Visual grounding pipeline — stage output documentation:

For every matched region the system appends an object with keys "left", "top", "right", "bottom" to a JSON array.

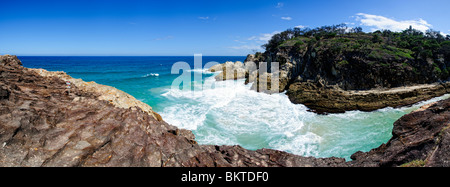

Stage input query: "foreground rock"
[
  {"left": 1, "top": 55, "right": 449, "bottom": 167},
  {"left": 28, "top": 68, "right": 161, "bottom": 121},
  {"left": 349, "top": 98, "right": 450, "bottom": 167}
]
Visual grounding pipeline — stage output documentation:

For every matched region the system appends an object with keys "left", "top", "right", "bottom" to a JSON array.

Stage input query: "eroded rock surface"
[
  {"left": 287, "top": 80, "right": 450, "bottom": 114},
  {"left": 349, "top": 98, "right": 450, "bottom": 167}
]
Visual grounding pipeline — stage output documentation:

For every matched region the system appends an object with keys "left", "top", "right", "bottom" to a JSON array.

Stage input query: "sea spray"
[
  {"left": 20, "top": 56, "right": 450, "bottom": 160},
  {"left": 161, "top": 69, "right": 450, "bottom": 160}
]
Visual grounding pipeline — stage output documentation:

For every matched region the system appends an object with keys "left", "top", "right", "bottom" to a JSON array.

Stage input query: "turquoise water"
[{"left": 20, "top": 56, "right": 449, "bottom": 160}]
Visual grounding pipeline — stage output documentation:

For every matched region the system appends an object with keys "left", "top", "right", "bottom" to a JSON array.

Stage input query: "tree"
[
  {"left": 440, "top": 41, "right": 450, "bottom": 59},
  {"left": 372, "top": 33, "right": 382, "bottom": 43},
  {"left": 352, "top": 27, "right": 363, "bottom": 33},
  {"left": 426, "top": 29, "right": 445, "bottom": 43}
]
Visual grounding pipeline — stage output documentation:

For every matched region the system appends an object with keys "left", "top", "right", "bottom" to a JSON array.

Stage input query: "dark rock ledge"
[{"left": 0, "top": 55, "right": 449, "bottom": 167}]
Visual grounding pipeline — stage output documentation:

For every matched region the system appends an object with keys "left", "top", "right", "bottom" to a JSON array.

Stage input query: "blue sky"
[{"left": 1, "top": 0, "right": 449, "bottom": 56}]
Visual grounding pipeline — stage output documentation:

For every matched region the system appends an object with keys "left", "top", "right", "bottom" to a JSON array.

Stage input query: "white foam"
[
  {"left": 159, "top": 103, "right": 208, "bottom": 130},
  {"left": 160, "top": 76, "right": 323, "bottom": 156},
  {"left": 270, "top": 131, "right": 322, "bottom": 157},
  {"left": 159, "top": 75, "right": 450, "bottom": 159},
  {"left": 143, "top": 73, "right": 159, "bottom": 77},
  {"left": 186, "top": 68, "right": 215, "bottom": 74}
]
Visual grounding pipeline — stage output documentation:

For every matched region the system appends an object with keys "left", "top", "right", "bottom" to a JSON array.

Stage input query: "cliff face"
[
  {"left": 244, "top": 33, "right": 450, "bottom": 113},
  {"left": 1, "top": 55, "right": 449, "bottom": 167}
]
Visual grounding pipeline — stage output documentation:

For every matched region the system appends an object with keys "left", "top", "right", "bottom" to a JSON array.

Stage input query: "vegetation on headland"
[
  {"left": 262, "top": 24, "right": 450, "bottom": 78},
  {"left": 241, "top": 24, "right": 450, "bottom": 112}
]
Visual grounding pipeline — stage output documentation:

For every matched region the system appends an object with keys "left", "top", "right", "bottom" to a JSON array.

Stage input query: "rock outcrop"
[
  {"left": 349, "top": 98, "right": 450, "bottom": 167},
  {"left": 242, "top": 32, "right": 450, "bottom": 113},
  {"left": 287, "top": 81, "right": 450, "bottom": 114},
  {"left": 28, "top": 68, "right": 161, "bottom": 121},
  {"left": 209, "top": 61, "right": 249, "bottom": 81},
  {"left": 209, "top": 60, "right": 287, "bottom": 94},
  {"left": 1, "top": 55, "right": 449, "bottom": 167}
]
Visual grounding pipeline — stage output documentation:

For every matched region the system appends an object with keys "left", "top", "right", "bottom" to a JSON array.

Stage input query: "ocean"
[{"left": 20, "top": 56, "right": 450, "bottom": 160}]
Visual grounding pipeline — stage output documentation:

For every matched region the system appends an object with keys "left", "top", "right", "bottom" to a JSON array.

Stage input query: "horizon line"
[{"left": 11, "top": 55, "right": 248, "bottom": 57}]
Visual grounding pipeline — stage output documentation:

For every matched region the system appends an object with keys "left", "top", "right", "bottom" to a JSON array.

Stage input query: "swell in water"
[
  {"left": 160, "top": 71, "right": 450, "bottom": 160},
  {"left": 19, "top": 56, "right": 448, "bottom": 160}
]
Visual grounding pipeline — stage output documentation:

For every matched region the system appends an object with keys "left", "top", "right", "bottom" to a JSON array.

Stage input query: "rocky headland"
[
  {"left": 212, "top": 26, "right": 450, "bottom": 114},
  {"left": 1, "top": 55, "right": 449, "bottom": 167},
  {"left": 208, "top": 58, "right": 450, "bottom": 114}
]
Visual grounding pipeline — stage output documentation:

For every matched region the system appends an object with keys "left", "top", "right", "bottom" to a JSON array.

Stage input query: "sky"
[{"left": 1, "top": 0, "right": 449, "bottom": 56}]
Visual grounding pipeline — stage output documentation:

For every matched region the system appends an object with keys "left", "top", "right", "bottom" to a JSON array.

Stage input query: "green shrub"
[
  {"left": 435, "top": 66, "right": 442, "bottom": 74},
  {"left": 351, "top": 43, "right": 361, "bottom": 50},
  {"left": 336, "top": 38, "right": 350, "bottom": 43},
  {"left": 337, "top": 60, "right": 349, "bottom": 66},
  {"left": 295, "top": 40, "right": 304, "bottom": 46},
  {"left": 368, "top": 50, "right": 383, "bottom": 60},
  {"left": 400, "top": 160, "right": 426, "bottom": 167}
]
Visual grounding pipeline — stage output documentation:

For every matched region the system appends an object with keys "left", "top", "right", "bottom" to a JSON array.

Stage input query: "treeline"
[
  {"left": 263, "top": 24, "right": 450, "bottom": 61},
  {"left": 377, "top": 26, "right": 450, "bottom": 60},
  {"left": 263, "top": 24, "right": 359, "bottom": 52}
]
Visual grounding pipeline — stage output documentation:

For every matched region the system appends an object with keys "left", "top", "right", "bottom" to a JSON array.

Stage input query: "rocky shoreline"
[
  {"left": 1, "top": 55, "right": 449, "bottom": 167},
  {"left": 220, "top": 28, "right": 450, "bottom": 114},
  {"left": 287, "top": 81, "right": 450, "bottom": 114},
  {"left": 208, "top": 60, "right": 450, "bottom": 114}
]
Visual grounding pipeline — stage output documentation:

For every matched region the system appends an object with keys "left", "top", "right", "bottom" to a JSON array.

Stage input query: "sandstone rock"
[
  {"left": 28, "top": 68, "right": 159, "bottom": 121},
  {"left": 233, "top": 61, "right": 244, "bottom": 69},
  {"left": 208, "top": 64, "right": 223, "bottom": 72},
  {"left": 244, "top": 53, "right": 265, "bottom": 64},
  {"left": 211, "top": 61, "right": 249, "bottom": 81},
  {"left": 0, "top": 55, "right": 22, "bottom": 67},
  {"left": 287, "top": 81, "right": 450, "bottom": 114},
  {"left": 244, "top": 61, "right": 258, "bottom": 72},
  {"left": 0, "top": 86, "right": 9, "bottom": 100},
  {"left": 349, "top": 98, "right": 450, "bottom": 167}
]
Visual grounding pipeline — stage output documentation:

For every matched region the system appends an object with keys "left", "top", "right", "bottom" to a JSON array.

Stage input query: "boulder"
[
  {"left": 208, "top": 64, "right": 223, "bottom": 72},
  {"left": 0, "top": 55, "right": 22, "bottom": 67},
  {"left": 212, "top": 61, "right": 249, "bottom": 81}
]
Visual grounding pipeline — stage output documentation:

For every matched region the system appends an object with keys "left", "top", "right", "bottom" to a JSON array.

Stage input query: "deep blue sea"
[
  {"left": 19, "top": 56, "right": 450, "bottom": 160},
  {"left": 20, "top": 56, "right": 244, "bottom": 112}
]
